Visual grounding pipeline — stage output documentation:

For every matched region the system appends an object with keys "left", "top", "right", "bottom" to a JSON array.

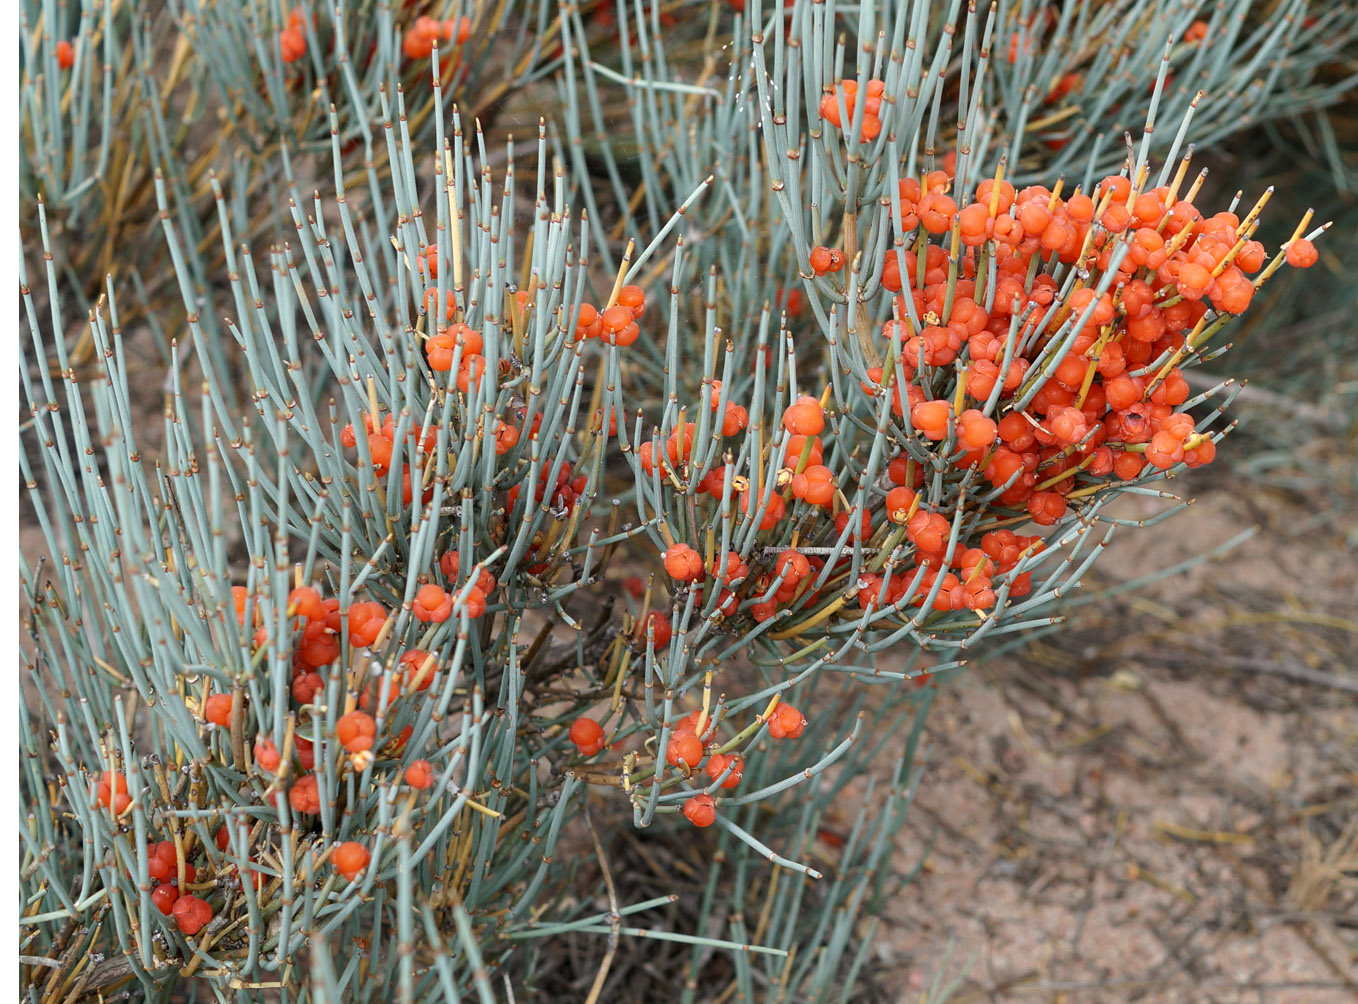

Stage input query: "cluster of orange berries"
[
  {"left": 403, "top": 14, "right": 472, "bottom": 61},
  {"left": 818, "top": 78, "right": 886, "bottom": 141},
  {"left": 230, "top": 584, "right": 388, "bottom": 705},
  {"left": 416, "top": 280, "right": 491, "bottom": 391},
  {"left": 859, "top": 165, "right": 1317, "bottom": 528},
  {"left": 573, "top": 284, "right": 647, "bottom": 346},
  {"left": 139, "top": 840, "right": 220, "bottom": 932},
  {"left": 96, "top": 799, "right": 379, "bottom": 936},
  {"left": 568, "top": 702, "right": 805, "bottom": 827},
  {"left": 857, "top": 528, "right": 1045, "bottom": 614},
  {"left": 214, "top": 571, "right": 487, "bottom": 837}
]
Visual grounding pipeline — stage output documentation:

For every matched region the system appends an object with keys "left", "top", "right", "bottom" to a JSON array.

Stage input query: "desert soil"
[{"left": 870, "top": 451, "right": 1358, "bottom": 1004}]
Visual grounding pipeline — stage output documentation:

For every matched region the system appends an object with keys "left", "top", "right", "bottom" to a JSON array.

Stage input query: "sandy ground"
[{"left": 870, "top": 457, "right": 1358, "bottom": 1003}]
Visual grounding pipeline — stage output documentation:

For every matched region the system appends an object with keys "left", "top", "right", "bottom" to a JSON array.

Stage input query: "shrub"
[{"left": 18, "top": 1, "right": 1334, "bottom": 1000}]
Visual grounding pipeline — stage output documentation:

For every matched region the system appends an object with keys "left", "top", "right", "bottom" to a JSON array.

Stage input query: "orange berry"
[
  {"left": 782, "top": 396, "right": 825, "bottom": 436},
  {"left": 704, "top": 753, "right": 743, "bottom": 789},
  {"left": 149, "top": 840, "right": 179, "bottom": 880},
  {"left": 710, "top": 550, "right": 748, "bottom": 585},
  {"left": 1145, "top": 431, "right": 1185, "bottom": 470},
  {"left": 1285, "top": 239, "right": 1318, "bottom": 268},
  {"left": 279, "top": 27, "right": 306, "bottom": 62},
  {"left": 600, "top": 304, "right": 634, "bottom": 333},
  {"left": 292, "top": 671, "right": 324, "bottom": 705},
  {"left": 683, "top": 792, "right": 717, "bottom": 827},
  {"left": 456, "top": 354, "right": 486, "bottom": 393},
  {"left": 346, "top": 601, "right": 388, "bottom": 647},
  {"left": 774, "top": 548, "right": 810, "bottom": 584},
  {"left": 740, "top": 488, "right": 787, "bottom": 529},
  {"left": 918, "top": 194, "right": 959, "bottom": 234},
  {"left": 674, "top": 710, "right": 719, "bottom": 742},
  {"left": 721, "top": 402, "right": 749, "bottom": 437},
  {"left": 956, "top": 409, "right": 998, "bottom": 450},
  {"left": 442, "top": 15, "right": 472, "bottom": 44},
  {"left": 333, "top": 841, "right": 371, "bottom": 880},
  {"left": 665, "top": 730, "right": 704, "bottom": 768},
  {"left": 449, "top": 322, "right": 483, "bottom": 356},
  {"left": 412, "top": 584, "right": 453, "bottom": 623},
  {"left": 56, "top": 40, "right": 74, "bottom": 69},
  {"left": 254, "top": 737, "right": 281, "bottom": 773},
  {"left": 906, "top": 510, "right": 950, "bottom": 554},
  {"left": 464, "top": 581, "right": 491, "bottom": 619},
  {"left": 204, "top": 693, "right": 235, "bottom": 728},
  {"left": 616, "top": 284, "right": 646, "bottom": 318},
  {"left": 783, "top": 434, "right": 824, "bottom": 467},
  {"left": 289, "top": 774, "right": 321, "bottom": 815},
  {"left": 1176, "top": 262, "right": 1212, "bottom": 298},
  {"left": 405, "top": 759, "right": 435, "bottom": 789},
  {"left": 423, "top": 332, "right": 457, "bottom": 372},
  {"left": 93, "top": 770, "right": 129, "bottom": 813},
  {"left": 809, "top": 246, "right": 843, "bottom": 274},
  {"left": 885, "top": 486, "right": 917, "bottom": 524},
  {"left": 834, "top": 506, "right": 874, "bottom": 542},
  {"left": 423, "top": 286, "right": 456, "bottom": 322},
  {"left": 399, "top": 649, "right": 438, "bottom": 692},
  {"left": 1026, "top": 491, "right": 1067, "bottom": 526},
  {"left": 910, "top": 399, "right": 951, "bottom": 440},
  {"left": 663, "top": 543, "right": 704, "bottom": 582},
  {"left": 767, "top": 702, "right": 806, "bottom": 739},
  {"left": 287, "top": 586, "right": 325, "bottom": 621},
  {"left": 337, "top": 711, "right": 376, "bottom": 753}
]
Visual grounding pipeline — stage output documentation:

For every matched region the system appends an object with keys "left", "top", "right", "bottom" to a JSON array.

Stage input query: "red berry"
[
  {"left": 569, "top": 717, "right": 607, "bottom": 756},
  {"left": 634, "top": 611, "right": 673, "bottom": 648},
  {"left": 152, "top": 883, "right": 179, "bottom": 916},
  {"left": 171, "top": 895, "right": 212, "bottom": 935},
  {"left": 147, "top": 840, "right": 178, "bottom": 881}
]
